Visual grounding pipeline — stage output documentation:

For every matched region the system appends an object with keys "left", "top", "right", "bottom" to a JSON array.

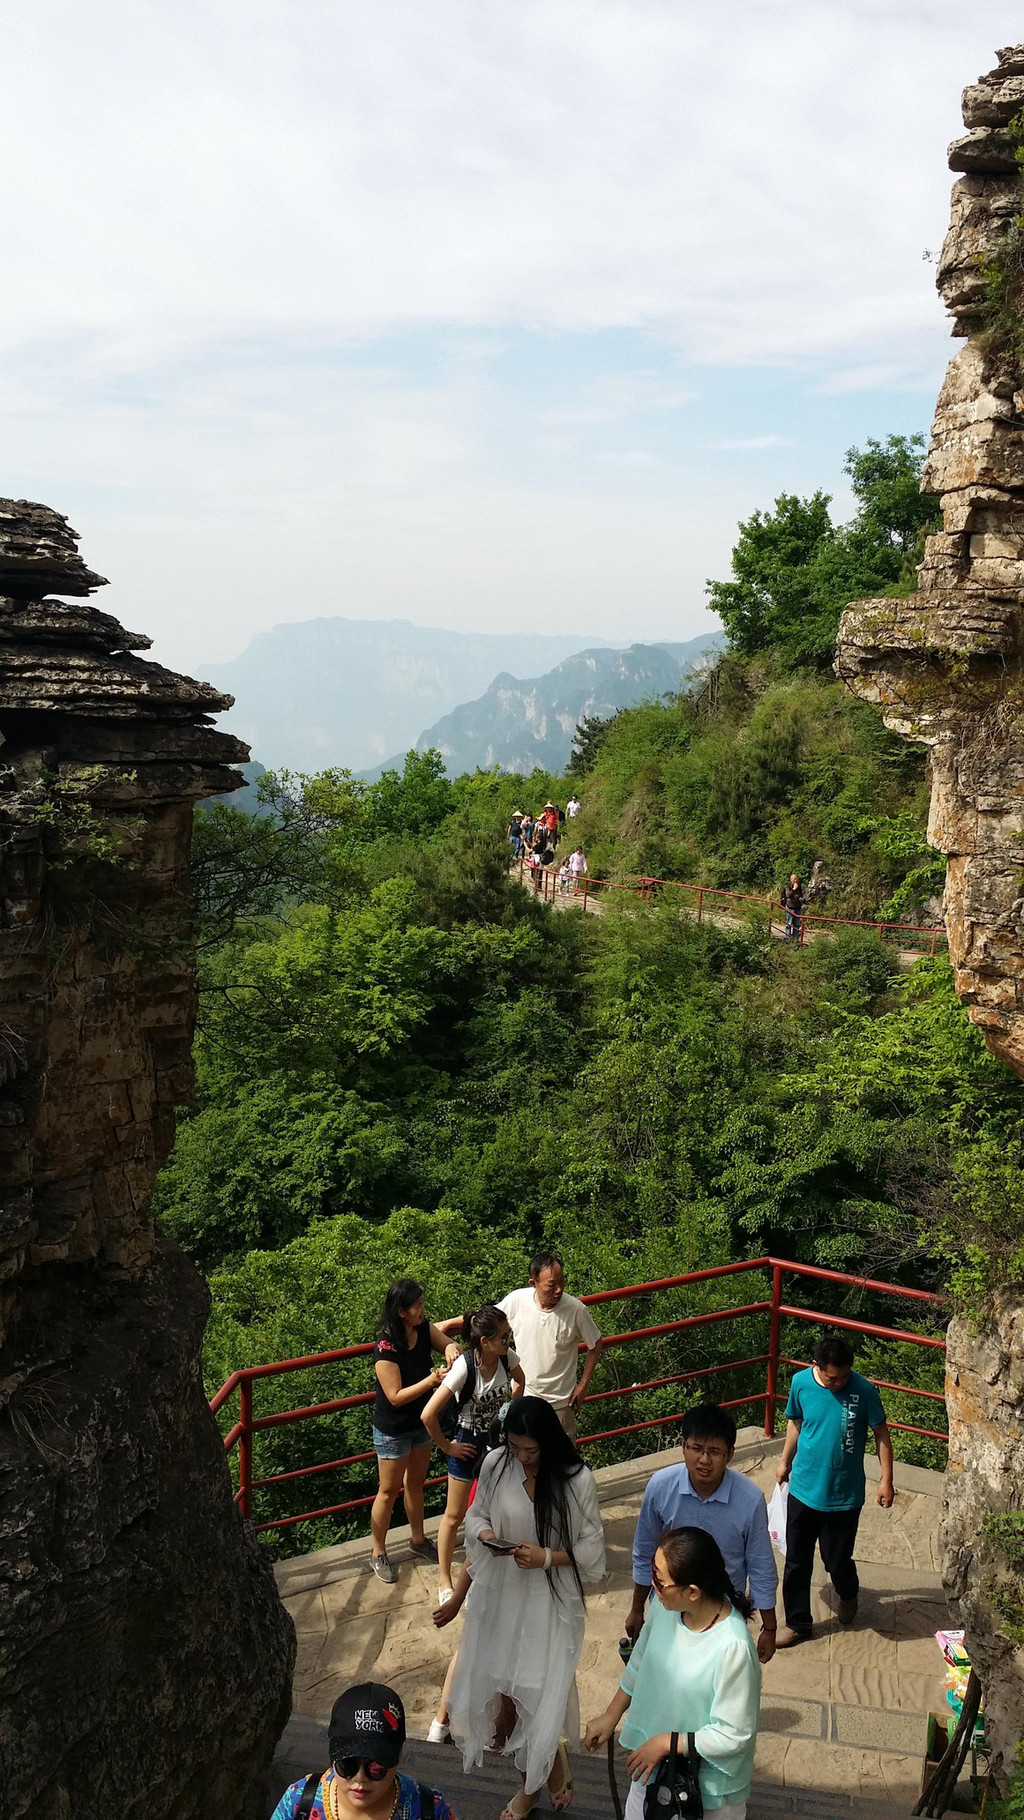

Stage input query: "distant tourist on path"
[
  {"left": 499, "top": 1254, "right": 602, "bottom": 1436},
  {"left": 446, "top": 1397, "right": 607, "bottom": 1818},
  {"left": 774, "top": 1334, "right": 894, "bottom": 1647},
  {"left": 507, "top": 812, "right": 525, "bottom": 860},
  {"left": 272, "top": 1681, "right": 460, "bottom": 1820},
  {"left": 370, "top": 1278, "right": 462, "bottom": 1584},
  {"left": 558, "top": 857, "right": 572, "bottom": 895},
  {"left": 781, "top": 873, "right": 804, "bottom": 941},
  {"left": 422, "top": 1304, "right": 525, "bottom": 1603},
  {"left": 568, "top": 847, "right": 588, "bottom": 894},
  {"left": 585, "top": 1527, "right": 761, "bottom": 1820},
  {"left": 566, "top": 793, "right": 581, "bottom": 818},
  {"left": 624, "top": 1405, "right": 778, "bottom": 1664}
]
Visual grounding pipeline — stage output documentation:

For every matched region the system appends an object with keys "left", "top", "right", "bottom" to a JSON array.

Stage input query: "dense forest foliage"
[{"left": 157, "top": 434, "right": 1024, "bottom": 1549}]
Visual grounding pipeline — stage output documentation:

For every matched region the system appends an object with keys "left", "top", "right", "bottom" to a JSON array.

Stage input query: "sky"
[{"left": 0, "top": 0, "right": 1021, "bottom": 675}]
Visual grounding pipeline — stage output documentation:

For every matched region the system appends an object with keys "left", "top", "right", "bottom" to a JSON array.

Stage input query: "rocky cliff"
[
  {"left": 835, "top": 47, "right": 1024, "bottom": 1779},
  {"left": 0, "top": 501, "right": 294, "bottom": 1819}
]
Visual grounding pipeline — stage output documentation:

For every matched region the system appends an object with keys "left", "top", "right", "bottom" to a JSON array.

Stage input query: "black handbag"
[{"left": 643, "top": 1732, "right": 703, "bottom": 1820}]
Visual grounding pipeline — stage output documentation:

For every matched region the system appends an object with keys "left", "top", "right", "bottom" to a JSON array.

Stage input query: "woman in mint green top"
[{"left": 584, "top": 1527, "right": 762, "bottom": 1818}]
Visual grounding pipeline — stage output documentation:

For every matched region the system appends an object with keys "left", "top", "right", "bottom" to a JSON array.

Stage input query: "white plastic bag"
[{"left": 767, "top": 1481, "right": 789, "bottom": 1556}]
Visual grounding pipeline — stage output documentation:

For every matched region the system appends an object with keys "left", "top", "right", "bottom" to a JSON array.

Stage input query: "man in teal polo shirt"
[{"left": 774, "top": 1333, "right": 894, "bottom": 1646}]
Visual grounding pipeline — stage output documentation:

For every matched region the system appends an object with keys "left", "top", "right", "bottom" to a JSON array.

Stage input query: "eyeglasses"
[
  {"left": 333, "top": 1759, "right": 391, "bottom": 1781},
  {"left": 682, "top": 1440, "right": 729, "bottom": 1462}
]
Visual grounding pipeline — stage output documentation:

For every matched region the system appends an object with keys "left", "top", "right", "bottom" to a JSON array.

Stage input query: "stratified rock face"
[
  {"left": 836, "top": 48, "right": 1024, "bottom": 1779},
  {"left": 0, "top": 502, "right": 294, "bottom": 1819},
  {"left": 943, "top": 1297, "right": 1024, "bottom": 1783},
  {"left": 836, "top": 46, "right": 1024, "bottom": 1078}
]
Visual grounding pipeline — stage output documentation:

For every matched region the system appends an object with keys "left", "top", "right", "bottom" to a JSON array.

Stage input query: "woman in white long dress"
[{"left": 447, "top": 1396, "right": 607, "bottom": 1819}]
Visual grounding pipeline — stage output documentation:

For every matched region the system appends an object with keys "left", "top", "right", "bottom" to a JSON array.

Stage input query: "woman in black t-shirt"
[{"left": 371, "top": 1276, "right": 461, "bottom": 1585}]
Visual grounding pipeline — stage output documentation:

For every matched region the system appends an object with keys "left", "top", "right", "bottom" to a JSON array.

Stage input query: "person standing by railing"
[
  {"left": 623, "top": 1405, "right": 778, "bottom": 1664},
  {"left": 369, "top": 1278, "right": 463, "bottom": 1585},
  {"left": 568, "top": 847, "right": 588, "bottom": 895},
  {"left": 498, "top": 1253, "right": 602, "bottom": 1437},
  {"left": 780, "top": 873, "right": 804, "bottom": 941},
  {"left": 421, "top": 1304, "right": 525, "bottom": 1605},
  {"left": 774, "top": 1334, "right": 894, "bottom": 1647}
]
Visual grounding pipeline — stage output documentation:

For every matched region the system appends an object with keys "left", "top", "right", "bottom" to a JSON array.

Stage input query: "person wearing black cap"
[{"left": 273, "top": 1682, "right": 459, "bottom": 1820}]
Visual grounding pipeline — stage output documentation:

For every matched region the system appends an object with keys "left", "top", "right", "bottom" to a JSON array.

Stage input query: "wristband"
[{"left": 544, "top": 1548, "right": 552, "bottom": 1571}]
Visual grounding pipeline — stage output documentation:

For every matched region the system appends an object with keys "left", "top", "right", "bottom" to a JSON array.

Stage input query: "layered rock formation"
[
  {"left": 0, "top": 502, "right": 294, "bottom": 1819},
  {"left": 837, "top": 44, "right": 1024, "bottom": 1076},
  {"left": 836, "top": 47, "right": 1024, "bottom": 1779}
]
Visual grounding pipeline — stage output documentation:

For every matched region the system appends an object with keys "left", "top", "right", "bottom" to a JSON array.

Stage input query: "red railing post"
[
  {"left": 798, "top": 915, "right": 805, "bottom": 949},
  {"left": 697, "top": 887, "right": 703, "bottom": 924},
  {"left": 930, "top": 929, "right": 937, "bottom": 957},
  {"left": 582, "top": 878, "right": 589, "bottom": 910},
  {"left": 238, "top": 1377, "right": 253, "bottom": 1520},
  {"left": 764, "top": 1264, "right": 782, "bottom": 1437}
]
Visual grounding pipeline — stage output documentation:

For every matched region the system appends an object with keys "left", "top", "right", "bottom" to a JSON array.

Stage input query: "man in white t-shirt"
[
  {"left": 498, "top": 1253, "right": 603, "bottom": 1436},
  {"left": 566, "top": 793, "right": 581, "bottom": 818}
]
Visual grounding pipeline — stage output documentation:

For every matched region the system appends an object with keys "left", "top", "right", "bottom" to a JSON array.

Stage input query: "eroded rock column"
[
  {"left": 836, "top": 47, "right": 1024, "bottom": 1781},
  {"left": 0, "top": 501, "right": 294, "bottom": 1820}
]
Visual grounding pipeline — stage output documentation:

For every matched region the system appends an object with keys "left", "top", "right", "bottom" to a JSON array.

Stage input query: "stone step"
[{"left": 270, "top": 1718, "right": 914, "bottom": 1820}]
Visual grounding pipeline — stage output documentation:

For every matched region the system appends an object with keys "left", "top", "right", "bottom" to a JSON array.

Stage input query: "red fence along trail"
[
  {"left": 211, "top": 1255, "right": 946, "bottom": 1534},
  {"left": 520, "top": 861, "right": 946, "bottom": 954}
]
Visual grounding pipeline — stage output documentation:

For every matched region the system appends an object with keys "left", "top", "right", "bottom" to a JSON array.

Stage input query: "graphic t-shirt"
[
  {"left": 786, "top": 1367, "right": 886, "bottom": 1511},
  {"left": 497, "top": 1288, "right": 600, "bottom": 1411},
  {"left": 372, "top": 1321, "right": 434, "bottom": 1437},
  {"left": 444, "top": 1349, "right": 519, "bottom": 1434}
]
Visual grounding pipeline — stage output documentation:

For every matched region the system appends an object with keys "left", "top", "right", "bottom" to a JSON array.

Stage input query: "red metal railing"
[
  {"left": 518, "top": 860, "right": 946, "bottom": 954},
  {"left": 210, "top": 1256, "right": 947, "bottom": 1535}
]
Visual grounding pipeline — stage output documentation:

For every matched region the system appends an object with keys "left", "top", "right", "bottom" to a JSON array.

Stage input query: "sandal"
[
  {"left": 547, "top": 1743, "right": 574, "bottom": 1812},
  {"left": 498, "top": 1791, "right": 536, "bottom": 1820}
]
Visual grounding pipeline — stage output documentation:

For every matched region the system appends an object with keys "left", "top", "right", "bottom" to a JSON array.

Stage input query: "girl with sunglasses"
[
  {"left": 272, "top": 1681, "right": 459, "bottom": 1820},
  {"left": 584, "top": 1527, "right": 761, "bottom": 1820},
  {"left": 446, "top": 1397, "right": 607, "bottom": 1820},
  {"left": 421, "top": 1303, "right": 526, "bottom": 1603}
]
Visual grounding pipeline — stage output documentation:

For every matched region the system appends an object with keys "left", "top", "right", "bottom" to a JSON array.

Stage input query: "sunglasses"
[
  {"left": 651, "top": 1562, "right": 676, "bottom": 1593},
  {"left": 333, "top": 1759, "right": 392, "bottom": 1782}
]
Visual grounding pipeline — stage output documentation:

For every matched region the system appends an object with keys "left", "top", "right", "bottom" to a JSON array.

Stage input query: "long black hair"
[
  {"left": 497, "top": 1397, "right": 587, "bottom": 1601},
  {"left": 656, "top": 1526, "right": 754, "bottom": 1621},
  {"left": 380, "top": 1277, "right": 425, "bottom": 1352}
]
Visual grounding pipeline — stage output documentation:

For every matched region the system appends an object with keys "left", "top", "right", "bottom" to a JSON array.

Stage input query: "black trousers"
[{"left": 782, "top": 1492, "right": 861, "bottom": 1632}]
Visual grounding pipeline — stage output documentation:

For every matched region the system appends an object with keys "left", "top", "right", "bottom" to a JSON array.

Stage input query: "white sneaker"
[
  {"left": 437, "top": 1586, "right": 454, "bottom": 1606},
  {"left": 427, "top": 1719, "right": 450, "bottom": 1744}
]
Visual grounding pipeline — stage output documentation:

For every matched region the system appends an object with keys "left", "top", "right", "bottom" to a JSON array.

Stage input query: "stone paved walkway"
[{"left": 272, "top": 1433, "right": 952, "bottom": 1812}]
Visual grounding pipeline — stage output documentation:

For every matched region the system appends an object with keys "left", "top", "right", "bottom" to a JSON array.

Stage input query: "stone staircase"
[
  {"left": 270, "top": 1714, "right": 915, "bottom": 1820},
  {"left": 269, "top": 1436, "right": 959, "bottom": 1819}
]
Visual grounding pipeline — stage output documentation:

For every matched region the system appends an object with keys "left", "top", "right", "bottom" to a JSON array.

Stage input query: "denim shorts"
[
  {"left": 373, "top": 1423, "right": 431, "bottom": 1460},
  {"left": 446, "top": 1426, "right": 490, "bottom": 1483}
]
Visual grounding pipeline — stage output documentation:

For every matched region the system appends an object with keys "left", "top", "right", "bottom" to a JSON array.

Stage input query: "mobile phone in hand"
[{"left": 482, "top": 1537, "right": 518, "bottom": 1554}]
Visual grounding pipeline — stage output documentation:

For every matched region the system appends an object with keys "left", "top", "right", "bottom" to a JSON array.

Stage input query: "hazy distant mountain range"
[
  {"left": 204, "top": 615, "right": 721, "bottom": 779},
  {"left": 204, "top": 617, "right": 620, "bottom": 775},
  {"left": 365, "top": 636, "right": 720, "bottom": 779}
]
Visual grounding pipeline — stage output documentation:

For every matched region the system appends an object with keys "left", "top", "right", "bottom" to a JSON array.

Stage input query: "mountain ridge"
[
  {"left": 203, "top": 615, "right": 627, "bottom": 773},
  {"left": 363, "top": 633, "right": 721, "bottom": 779}
]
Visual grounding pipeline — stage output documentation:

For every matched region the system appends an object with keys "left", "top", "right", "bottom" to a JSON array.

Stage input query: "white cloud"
[
  {"left": 709, "top": 436, "right": 796, "bottom": 452},
  {"left": 0, "top": 0, "right": 1017, "bottom": 667}
]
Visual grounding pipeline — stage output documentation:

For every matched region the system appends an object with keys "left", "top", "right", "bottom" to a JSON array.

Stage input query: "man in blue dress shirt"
[
  {"left": 625, "top": 1404, "right": 779, "bottom": 1663},
  {"left": 775, "top": 1333, "right": 894, "bottom": 1647}
]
